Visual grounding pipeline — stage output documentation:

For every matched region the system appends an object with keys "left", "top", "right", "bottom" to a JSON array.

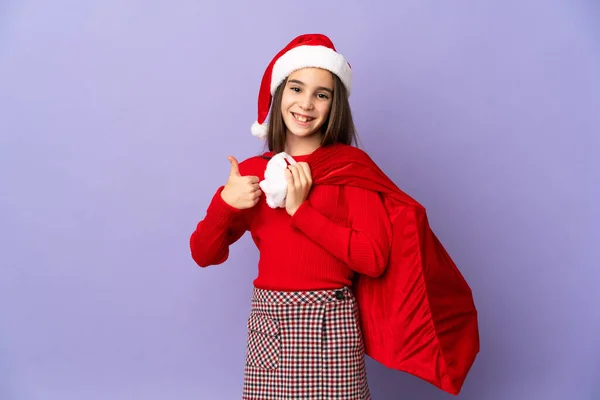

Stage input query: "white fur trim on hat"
[
  {"left": 251, "top": 121, "right": 268, "bottom": 139},
  {"left": 271, "top": 45, "right": 352, "bottom": 96}
]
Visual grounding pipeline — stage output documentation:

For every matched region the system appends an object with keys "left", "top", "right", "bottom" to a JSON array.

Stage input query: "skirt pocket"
[{"left": 245, "top": 313, "right": 280, "bottom": 370}]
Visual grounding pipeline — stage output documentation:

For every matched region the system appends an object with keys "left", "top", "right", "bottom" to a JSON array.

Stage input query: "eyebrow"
[{"left": 288, "top": 79, "right": 333, "bottom": 94}]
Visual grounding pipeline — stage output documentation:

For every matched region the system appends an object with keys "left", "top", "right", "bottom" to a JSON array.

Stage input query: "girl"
[{"left": 190, "top": 34, "right": 478, "bottom": 399}]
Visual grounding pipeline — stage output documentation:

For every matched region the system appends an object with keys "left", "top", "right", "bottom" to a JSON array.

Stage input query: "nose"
[{"left": 298, "top": 93, "right": 314, "bottom": 110}]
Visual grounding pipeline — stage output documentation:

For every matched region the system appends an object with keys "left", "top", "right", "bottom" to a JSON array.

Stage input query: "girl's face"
[{"left": 280, "top": 67, "right": 334, "bottom": 139}]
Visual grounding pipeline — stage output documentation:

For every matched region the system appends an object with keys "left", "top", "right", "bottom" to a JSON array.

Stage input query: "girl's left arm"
[{"left": 289, "top": 186, "right": 392, "bottom": 277}]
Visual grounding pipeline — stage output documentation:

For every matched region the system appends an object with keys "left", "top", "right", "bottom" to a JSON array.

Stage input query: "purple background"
[{"left": 1, "top": 1, "right": 599, "bottom": 399}]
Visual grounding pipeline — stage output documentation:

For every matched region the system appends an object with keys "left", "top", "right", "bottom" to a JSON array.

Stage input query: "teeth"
[{"left": 294, "top": 113, "right": 313, "bottom": 123}]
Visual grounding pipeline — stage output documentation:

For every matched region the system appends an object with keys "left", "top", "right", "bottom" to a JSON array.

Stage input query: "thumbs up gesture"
[{"left": 220, "top": 156, "right": 262, "bottom": 209}]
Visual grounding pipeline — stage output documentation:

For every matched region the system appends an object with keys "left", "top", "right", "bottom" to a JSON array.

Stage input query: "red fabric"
[
  {"left": 306, "top": 143, "right": 479, "bottom": 395},
  {"left": 190, "top": 154, "right": 392, "bottom": 291}
]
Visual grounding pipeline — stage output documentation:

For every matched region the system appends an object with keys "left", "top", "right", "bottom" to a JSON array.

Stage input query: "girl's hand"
[
  {"left": 221, "top": 156, "right": 262, "bottom": 209},
  {"left": 285, "top": 162, "right": 313, "bottom": 216}
]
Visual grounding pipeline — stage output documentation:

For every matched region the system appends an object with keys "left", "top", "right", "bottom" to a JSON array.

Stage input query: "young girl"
[{"left": 190, "top": 34, "right": 478, "bottom": 400}]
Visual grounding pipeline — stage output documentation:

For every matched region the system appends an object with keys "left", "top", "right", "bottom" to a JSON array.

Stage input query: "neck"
[{"left": 284, "top": 132, "right": 323, "bottom": 156}]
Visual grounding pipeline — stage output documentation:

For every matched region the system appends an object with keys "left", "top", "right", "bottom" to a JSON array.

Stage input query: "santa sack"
[
  {"left": 353, "top": 204, "right": 479, "bottom": 395},
  {"left": 259, "top": 144, "right": 480, "bottom": 395}
]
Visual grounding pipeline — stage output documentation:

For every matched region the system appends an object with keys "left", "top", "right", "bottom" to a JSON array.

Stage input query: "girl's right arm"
[
  {"left": 190, "top": 156, "right": 260, "bottom": 267},
  {"left": 189, "top": 186, "right": 249, "bottom": 267}
]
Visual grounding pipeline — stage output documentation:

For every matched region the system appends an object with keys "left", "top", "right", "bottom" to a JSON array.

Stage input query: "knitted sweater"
[{"left": 189, "top": 152, "right": 392, "bottom": 291}]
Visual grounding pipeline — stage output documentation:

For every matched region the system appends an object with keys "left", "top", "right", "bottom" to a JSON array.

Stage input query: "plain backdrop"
[{"left": 1, "top": 1, "right": 599, "bottom": 399}]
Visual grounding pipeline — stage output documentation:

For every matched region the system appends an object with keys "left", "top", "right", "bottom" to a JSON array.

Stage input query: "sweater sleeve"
[
  {"left": 289, "top": 186, "right": 392, "bottom": 277},
  {"left": 190, "top": 186, "right": 249, "bottom": 267}
]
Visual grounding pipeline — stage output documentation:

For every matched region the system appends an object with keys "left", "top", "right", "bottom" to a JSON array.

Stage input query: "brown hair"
[{"left": 265, "top": 73, "right": 359, "bottom": 154}]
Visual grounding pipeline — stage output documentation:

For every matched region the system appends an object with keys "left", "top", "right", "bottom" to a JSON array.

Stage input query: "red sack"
[{"left": 308, "top": 143, "right": 480, "bottom": 395}]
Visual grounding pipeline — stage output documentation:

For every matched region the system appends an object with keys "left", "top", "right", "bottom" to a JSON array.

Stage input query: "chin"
[{"left": 288, "top": 128, "right": 318, "bottom": 137}]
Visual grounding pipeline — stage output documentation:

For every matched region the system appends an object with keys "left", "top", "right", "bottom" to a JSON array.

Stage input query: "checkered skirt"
[{"left": 243, "top": 286, "right": 370, "bottom": 399}]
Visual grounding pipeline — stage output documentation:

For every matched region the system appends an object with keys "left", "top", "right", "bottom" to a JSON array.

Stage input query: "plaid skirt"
[{"left": 242, "top": 286, "right": 370, "bottom": 400}]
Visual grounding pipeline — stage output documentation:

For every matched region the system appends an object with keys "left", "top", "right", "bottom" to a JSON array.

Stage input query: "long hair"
[{"left": 265, "top": 73, "right": 358, "bottom": 154}]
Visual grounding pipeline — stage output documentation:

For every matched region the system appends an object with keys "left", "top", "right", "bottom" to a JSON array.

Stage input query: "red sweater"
[{"left": 189, "top": 152, "right": 392, "bottom": 291}]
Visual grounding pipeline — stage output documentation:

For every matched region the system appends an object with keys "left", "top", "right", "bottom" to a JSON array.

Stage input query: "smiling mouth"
[{"left": 292, "top": 113, "right": 315, "bottom": 123}]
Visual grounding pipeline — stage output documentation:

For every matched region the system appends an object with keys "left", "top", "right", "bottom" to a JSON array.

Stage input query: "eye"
[
  {"left": 317, "top": 93, "right": 329, "bottom": 100},
  {"left": 290, "top": 87, "right": 301, "bottom": 93}
]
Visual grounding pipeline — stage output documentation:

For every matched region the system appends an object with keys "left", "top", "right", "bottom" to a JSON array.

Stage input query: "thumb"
[{"left": 228, "top": 156, "right": 241, "bottom": 177}]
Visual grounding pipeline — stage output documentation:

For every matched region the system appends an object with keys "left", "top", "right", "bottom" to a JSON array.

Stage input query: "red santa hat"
[{"left": 251, "top": 33, "right": 353, "bottom": 139}]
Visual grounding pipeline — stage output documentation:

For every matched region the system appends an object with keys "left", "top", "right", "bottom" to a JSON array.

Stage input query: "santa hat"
[{"left": 251, "top": 33, "right": 353, "bottom": 139}]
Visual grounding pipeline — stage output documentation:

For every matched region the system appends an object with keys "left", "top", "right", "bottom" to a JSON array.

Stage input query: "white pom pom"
[
  {"left": 251, "top": 121, "right": 268, "bottom": 139},
  {"left": 259, "top": 152, "right": 296, "bottom": 208}
]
